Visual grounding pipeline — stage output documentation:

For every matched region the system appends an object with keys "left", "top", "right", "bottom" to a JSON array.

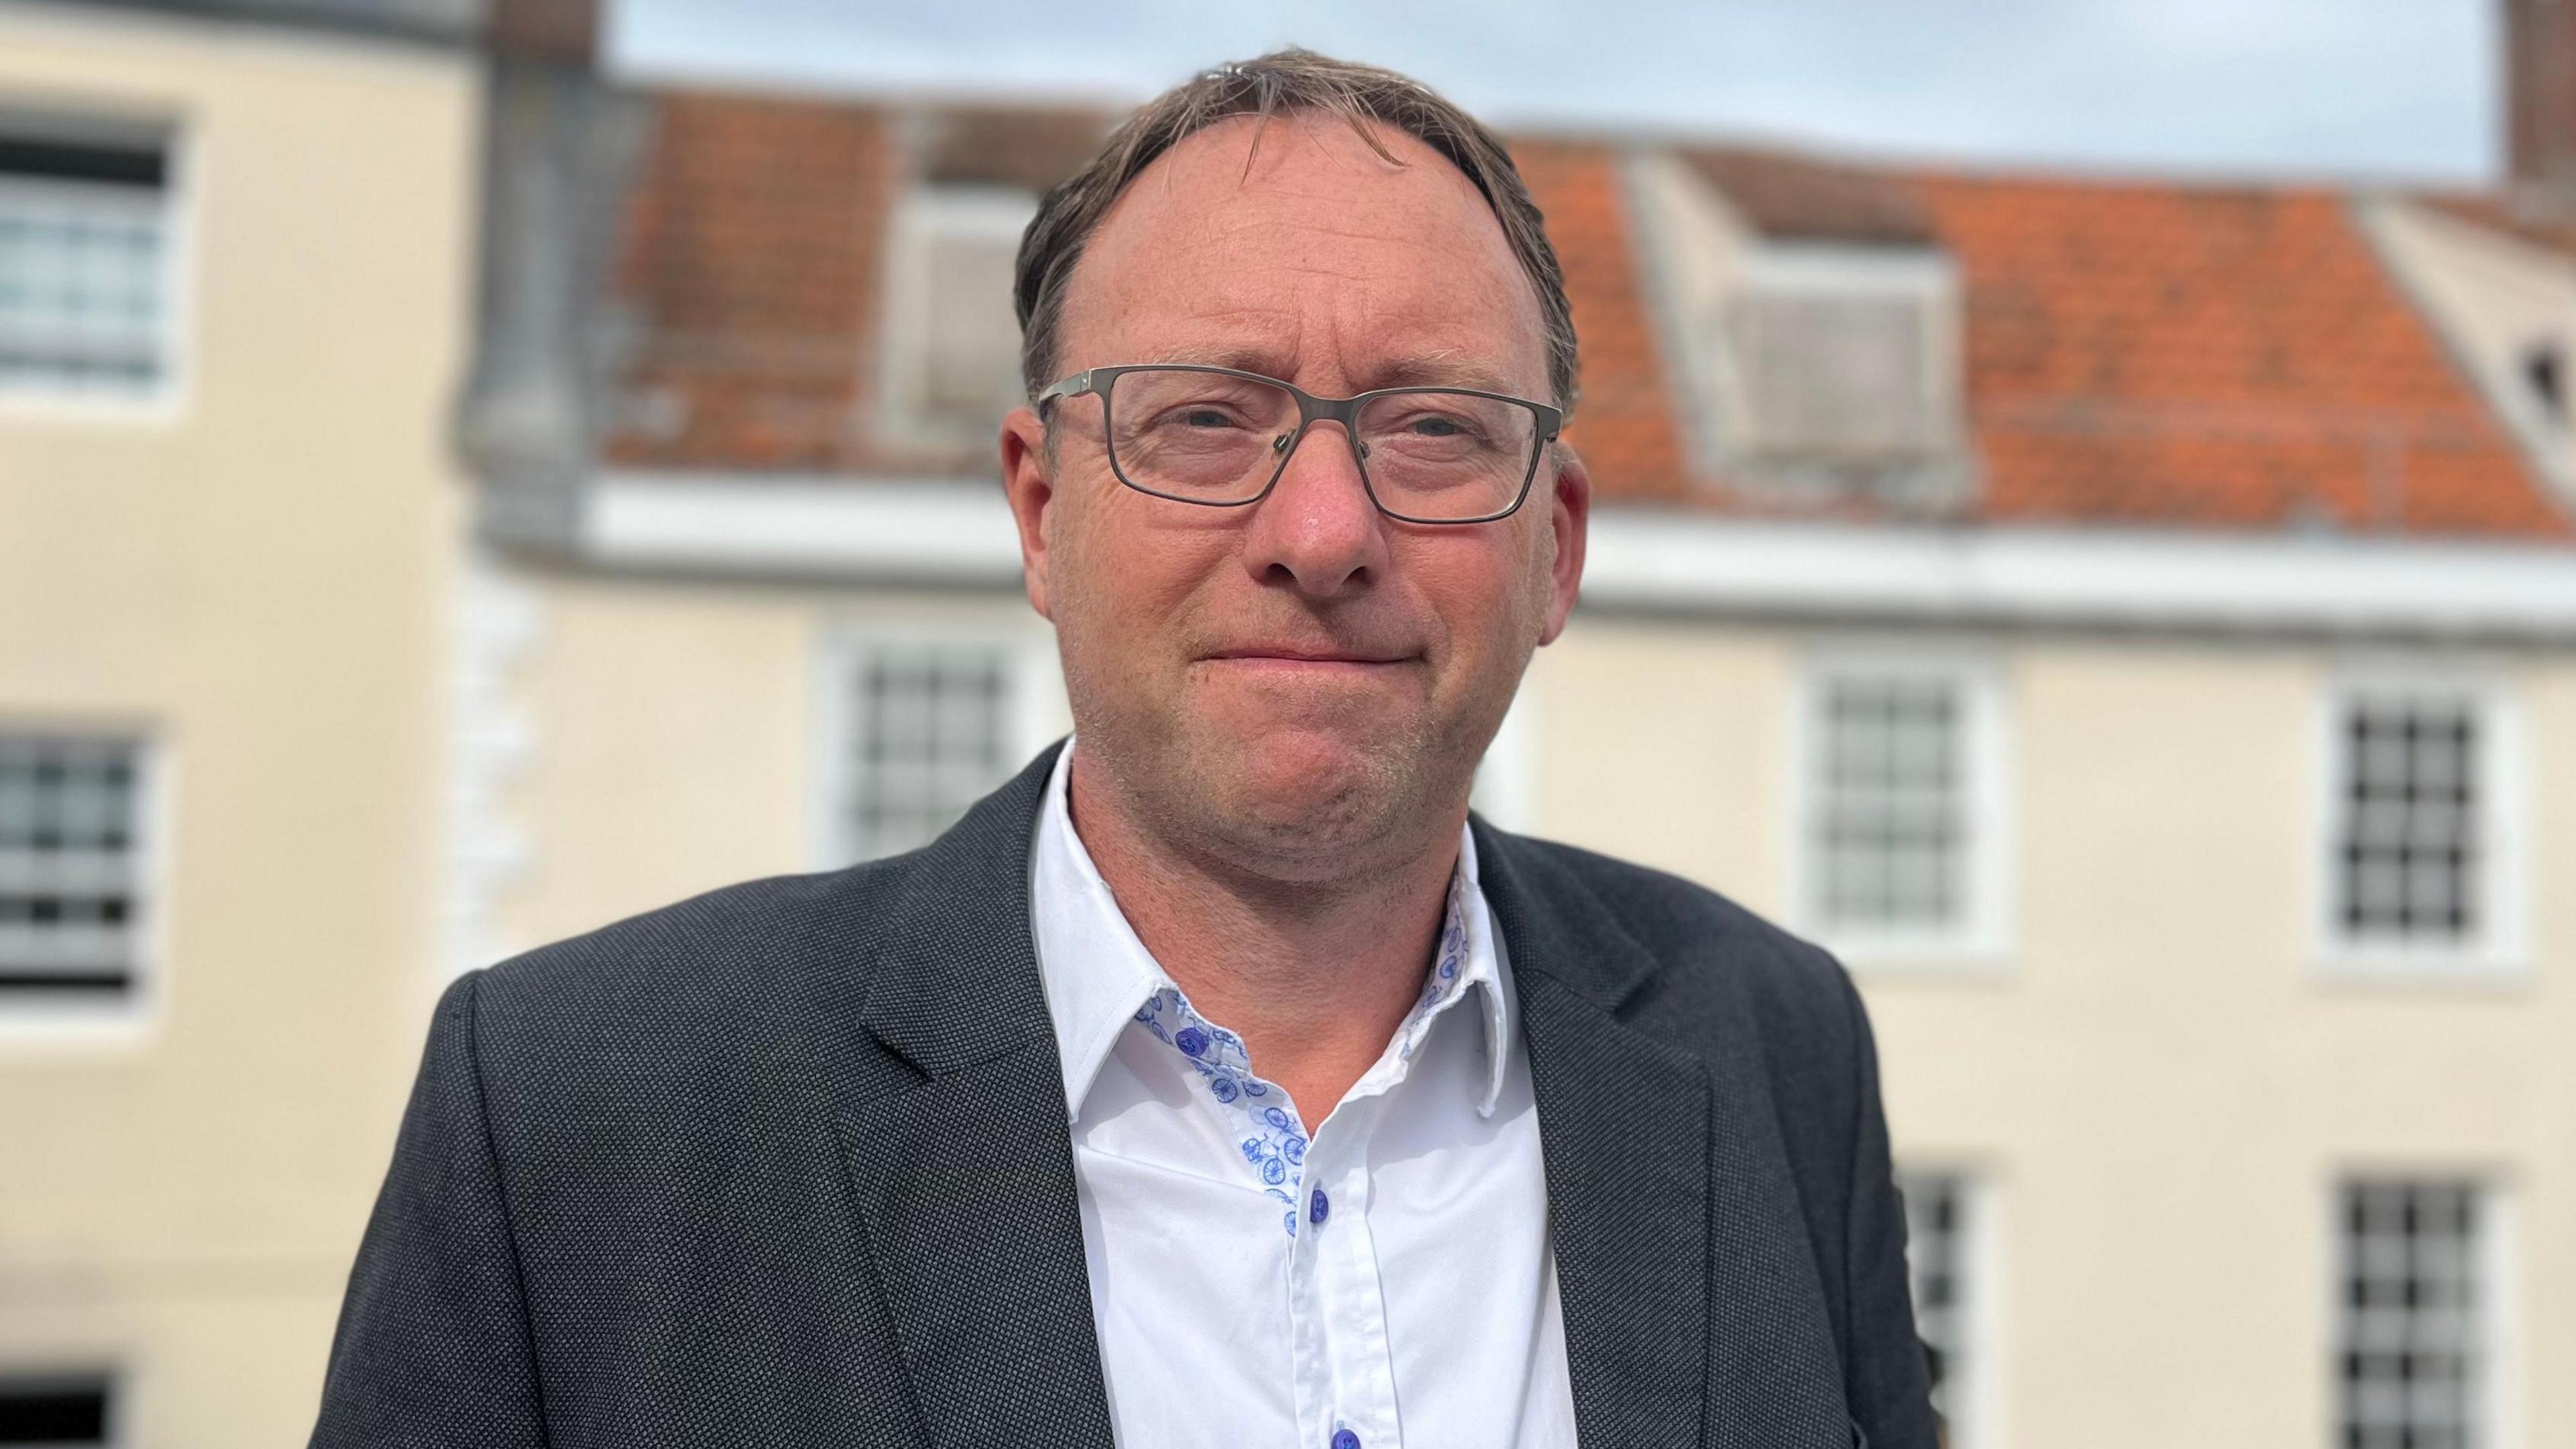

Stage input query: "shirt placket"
[
  {"left": 1289, "top": 1094, "right": 1399, "bottom": 1449},
  {"left": 1127, "top": 868, "right": 1479, "bottom": 1449}
]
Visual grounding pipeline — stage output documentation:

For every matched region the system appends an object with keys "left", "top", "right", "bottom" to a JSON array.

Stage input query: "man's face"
[{"left": 1001, "top": 112, "right": 1588, "bottom": 872}]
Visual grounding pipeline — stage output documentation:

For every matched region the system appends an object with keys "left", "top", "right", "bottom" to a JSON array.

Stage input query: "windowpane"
[
  {"left": 1733, "top": 288, "right": 1937, "bottom": 458},
  {"left": 0, "top": 1371, "right": 113, "bottom": 1446},
  {"left": 1899, "top": 1170, "right": 1974, "bottom": 1441},
  {"left": 0, "top": 119, "right": 172, "bottom": 398},
  {"left": 2337, "top": 1179, "right": 2485, "bottom": 1449},
  {"left": 0, "top": 733, "right": 148, "bottom": 1000},
  {"left": 896, "top": 185, "right": 1036, "bottom": 435},
  {"left": 836, "top": 643, "right": 1016, "bottom": 863},
  {"left": 1813, "top": 674, "right": 1968, "bottom": 934},
  {"left": 2335, "top": 697, "right": 2481, "bottom": 945}
]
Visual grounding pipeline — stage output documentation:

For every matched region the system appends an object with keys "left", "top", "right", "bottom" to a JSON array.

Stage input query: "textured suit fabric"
[{"left": 311, "top": 743, "right": 1937, "bottom": 1448}]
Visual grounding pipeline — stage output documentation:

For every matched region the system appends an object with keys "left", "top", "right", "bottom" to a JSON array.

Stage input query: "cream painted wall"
[
  {"left": 1523, "top": 622, "right": 2575, "bottom": 1449},
  {"left": 488, "top": 575, "right": 1067, "bottom": 955},
  {"left": 0, "top": 5, "right": 478, "bottom": 1440}
]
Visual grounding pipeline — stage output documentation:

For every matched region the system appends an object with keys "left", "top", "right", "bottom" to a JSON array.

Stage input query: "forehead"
[{"left": 1057, "top": 111, "right": 1549, "bottom": 395}]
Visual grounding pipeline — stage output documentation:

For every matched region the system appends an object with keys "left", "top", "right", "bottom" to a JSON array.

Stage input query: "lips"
[{"left": 1203, "top": 645, "right": 1415, "bottom": 665}]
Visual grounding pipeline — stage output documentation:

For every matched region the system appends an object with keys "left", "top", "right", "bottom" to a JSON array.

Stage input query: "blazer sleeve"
[
  {"left": 1838, "top": 975, "right": 1943, "bottom": 1449},
  {"left": 310, "top": 969, "right": 549, "bottom": 1448}
]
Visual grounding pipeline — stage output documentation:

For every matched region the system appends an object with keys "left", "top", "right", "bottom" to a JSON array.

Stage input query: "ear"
[
  {"left": 999, "top": 404, "right": 1056, "bottom": 620},
  {"left": 1536, "top": 441, "right": 1589, "bottom": 647}
]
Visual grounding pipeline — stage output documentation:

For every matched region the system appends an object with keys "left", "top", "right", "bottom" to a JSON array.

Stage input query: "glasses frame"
[{"left": 1036, "top": 363, "right": 1563, "bottom": 526}]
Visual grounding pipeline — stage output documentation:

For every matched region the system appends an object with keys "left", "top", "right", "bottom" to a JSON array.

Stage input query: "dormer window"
[
  {"left": 2522, "top": 336, "right": 2565, "bottom": 423},
  {"left": 1722, "top": 244, "right": 1961, "bottom": 466},
  {"left": 880, "top": 182, "right": 1037, "bottom": 446}
]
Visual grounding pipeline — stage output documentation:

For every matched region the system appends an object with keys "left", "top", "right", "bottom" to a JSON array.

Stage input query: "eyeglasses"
[{"left": 1036, "top": 364, "right": 1562, "bottom": 525}]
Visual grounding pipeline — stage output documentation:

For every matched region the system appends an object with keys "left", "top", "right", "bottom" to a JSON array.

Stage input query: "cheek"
[
  {"left": 1051, "top": 490, "right": 1234, "bottom": 664},
  {"left": 1407, "top": 529, "right": 1550, "bottom": 666}
]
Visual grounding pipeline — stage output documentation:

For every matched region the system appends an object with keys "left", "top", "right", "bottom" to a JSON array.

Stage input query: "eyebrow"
[{"left": 1134, "top": 346, "right": 1532, "bottom": 399}]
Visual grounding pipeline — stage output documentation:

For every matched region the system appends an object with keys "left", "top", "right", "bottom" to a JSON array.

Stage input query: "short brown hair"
[{"left": 1012, "top": 48, "right": 1579, "bottom": 413}]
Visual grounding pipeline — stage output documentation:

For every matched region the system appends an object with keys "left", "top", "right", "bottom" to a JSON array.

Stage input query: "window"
[
  {"left": 820, "top": 639, "right": 1022, "bottom": 864},
  {"left": 881, "top": 183, "right": 1038, "bottom": 443},
  {"left": 1802, "top": 657, "right": 2008, "bottom": 959},
  {"left": 1899, "top": 1169, "right": 1984, "bottom": 1448},
  {"left": 0, "top": 733, "right": 152, "bottom": 1006},
  {"left": 0, "top": 1371, "right": 114, "bottom": 1446},
  {"left": 0, "top": 113, "right": 176, "bottom": 400},
  {"left": 2322, "top": 680, "right": 2521, "bottom": 971},
  {"left": 2337, "top": 1179, "right": 2491, "bottom": 1449},
  {"left": 1723, "top": 246, "right": 1959, "bottom": 464},
  {"left": 2522, "top": 338, "right": 2564, "bottom": 423}
]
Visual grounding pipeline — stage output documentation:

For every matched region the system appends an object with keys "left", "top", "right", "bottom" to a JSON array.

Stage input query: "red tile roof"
[
  {"left": 590, "top": 87, "right": 2571, "bottom": 541},
  {"left": 1921, "top": 176, "right": 2563, "bottom": 535}
]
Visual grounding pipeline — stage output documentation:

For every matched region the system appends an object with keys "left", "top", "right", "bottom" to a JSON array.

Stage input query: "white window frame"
[
  {"left": 874, "top": 182, "right": 1039, "bottom": 451},
  {"left": 1789, "top": 644, "right": 2014, "bottom": 968},
  {"left": 2324, "top": 1172, "right": 2519, "bottom": 1449},
  {"left": 808, "top": 623, "right": 1064, "bottom": 869},
  {"left": 0, "top": 724, "right": 170, "bottom": 1046},
  {"left": 1716, "top": 242, "right": 1964, "bottom": 462},
  {"left": 2312, "top": 664, "right": 2528, "bottom": 980},
  {"left": 1896, "top": 1165, "right": 2006, "bottom": 1449},
  {"left": 0, "top": 107, "right": 190, "bottom": 423}
]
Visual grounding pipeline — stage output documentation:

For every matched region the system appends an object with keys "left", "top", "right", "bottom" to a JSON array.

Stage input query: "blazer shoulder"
[{"left": 458, "top": 853, "right": 926, "bottom": 1092}]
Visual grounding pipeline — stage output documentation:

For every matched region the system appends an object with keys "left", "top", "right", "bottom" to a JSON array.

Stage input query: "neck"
[{"left": 1066, "top": 747, "right": 1463, "bottom": 1127}]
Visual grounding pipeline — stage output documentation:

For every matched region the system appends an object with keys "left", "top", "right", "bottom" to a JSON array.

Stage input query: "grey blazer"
[{"left": 310, "top": 744, "right": 1937, "bottom": 1448}]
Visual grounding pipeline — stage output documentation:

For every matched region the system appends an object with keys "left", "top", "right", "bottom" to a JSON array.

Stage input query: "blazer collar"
[
  {"left": 853, "top": 741, "right": 1065, "bottom": 1080},
  {"left": 840, "top": 740, "right": 1119, "bottom": 1449},
  {"left": 1473, "top": 820, "right": 1854, "bottom": 1449}
]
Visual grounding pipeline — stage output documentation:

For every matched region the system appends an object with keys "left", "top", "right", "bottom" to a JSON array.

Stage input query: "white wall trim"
[
  {"left": 588, "top": 474, "right": 1026, "bottom": 584},
  {"left": 2485, "top": 1182, "right": 2525, "bottom": 1449},
  {"left": 580, "top": 472, "right": 2576, "bottom": 641},
  {"left": 1581, "top": 511, "right": 2576, "bottom": 641},
  {"left": 439, "top": 550, "right": 540, "bottom": 984}
]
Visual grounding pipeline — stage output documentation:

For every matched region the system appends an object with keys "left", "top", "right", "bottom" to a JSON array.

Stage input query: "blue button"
[
  {"left": 1331, "top": 1432, "right": 1360, "bottom": 1449},
  {"left": 1309, "top": 1187, "right": 1330, "bottom": 1226}
]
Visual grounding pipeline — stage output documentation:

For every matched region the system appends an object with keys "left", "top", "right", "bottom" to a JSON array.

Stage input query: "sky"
[{"left": 612, "top": 0, "right": 2502, "bottom": 186}]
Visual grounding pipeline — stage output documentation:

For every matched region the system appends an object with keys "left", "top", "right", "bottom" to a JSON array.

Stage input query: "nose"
[{"left": 1239, "top": 419, "right": 1389, "bottom": 600}]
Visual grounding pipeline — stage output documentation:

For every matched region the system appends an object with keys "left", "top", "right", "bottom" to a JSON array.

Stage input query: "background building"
[
  {"left": 3, "top": 0, "right": 2571, "bottom": 1444},
  {"left": 0, "top": 1, "right": 481, "bottom": 1443}
]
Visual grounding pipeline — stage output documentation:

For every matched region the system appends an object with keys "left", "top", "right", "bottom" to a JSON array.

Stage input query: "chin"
[{"left": 1202, "top": 724, "right": 1410, "bottom": 853}]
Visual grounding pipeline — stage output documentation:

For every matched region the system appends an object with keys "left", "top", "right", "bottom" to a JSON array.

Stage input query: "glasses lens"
[
  {"left": 1353, "top": 390, "right": 1542, "bottom": 521},
  {"left": 1105, "top": 369, "right": 1299, "bottom": 504}
]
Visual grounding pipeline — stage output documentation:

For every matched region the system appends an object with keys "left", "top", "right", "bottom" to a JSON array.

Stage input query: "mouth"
[{"left": 1203, "top": 645, "right": 1417, "bottom": 667}]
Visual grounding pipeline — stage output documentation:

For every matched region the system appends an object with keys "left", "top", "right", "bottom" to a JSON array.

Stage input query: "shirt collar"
[{"left": 1027, "top": 741, "right": 1515, "bottom": 1124}]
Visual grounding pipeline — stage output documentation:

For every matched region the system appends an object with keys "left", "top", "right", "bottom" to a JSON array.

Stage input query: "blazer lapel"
[
  {"left": 1479, "top": 823, "right": 1851, "bottom": 1449},
  {"left": 840, "top": 745, "right": 1117, "bottom": 1449}
]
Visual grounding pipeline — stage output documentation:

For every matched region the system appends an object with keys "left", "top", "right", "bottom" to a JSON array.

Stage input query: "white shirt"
[{"left": 1029, "top": 745, "right": 1579, "bottom": 1449}]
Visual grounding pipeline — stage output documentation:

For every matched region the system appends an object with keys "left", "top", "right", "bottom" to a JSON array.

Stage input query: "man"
[{"left": 311, "top": 50, "right": 1935, "bottom": 1449}]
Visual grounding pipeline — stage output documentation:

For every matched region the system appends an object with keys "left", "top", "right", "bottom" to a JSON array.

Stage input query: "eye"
[{"left": 1178, "top": 407, "right": 1237, "bottom": 429}]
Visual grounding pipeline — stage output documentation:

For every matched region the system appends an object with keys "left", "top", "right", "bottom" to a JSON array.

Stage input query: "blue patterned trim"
[{"left": 1128, "top": 867, "right": 1477, "bottom": 1238}]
